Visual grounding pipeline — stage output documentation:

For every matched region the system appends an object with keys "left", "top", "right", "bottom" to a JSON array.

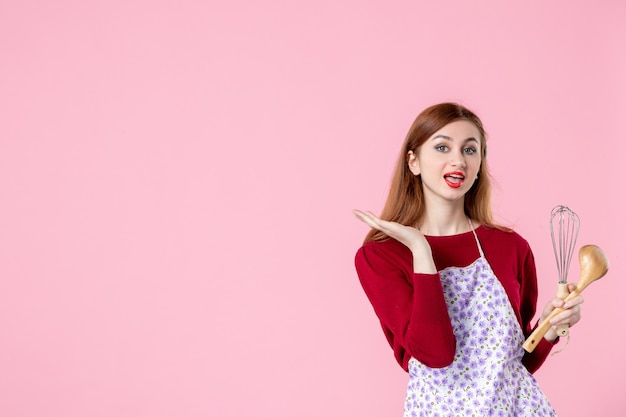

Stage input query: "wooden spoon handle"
[{"left": 522, "top": 307, "right": 564, "bottom": 352}]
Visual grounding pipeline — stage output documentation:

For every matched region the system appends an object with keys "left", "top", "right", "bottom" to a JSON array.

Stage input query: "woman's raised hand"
[
  {"left": 353, "top": 209, "right": 436, "bottom": 273},
  {"left": 352, "top": 210, "right": 423, "bottom": 250}
]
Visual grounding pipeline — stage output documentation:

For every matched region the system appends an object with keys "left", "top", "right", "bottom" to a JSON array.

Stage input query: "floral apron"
[{"left": 403, "top": 226, "right": 556, "bottom": 416}]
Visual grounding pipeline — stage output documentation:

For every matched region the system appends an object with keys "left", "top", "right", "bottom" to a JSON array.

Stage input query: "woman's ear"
[{"left": 407, "top": 150, "right": 420, "bottom": 176}]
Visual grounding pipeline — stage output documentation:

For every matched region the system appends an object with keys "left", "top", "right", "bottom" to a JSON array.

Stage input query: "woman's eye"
[
  {"left": 435, "top": 145, "right": 448, "bottom": 152},
  {"left": 464, "top": 147, "right": 477, "bottom": 155}
]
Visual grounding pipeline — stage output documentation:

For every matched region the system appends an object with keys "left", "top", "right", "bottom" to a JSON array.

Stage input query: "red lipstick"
[{"left": 444, "top": 171, "right": 465, "bottom": 188}]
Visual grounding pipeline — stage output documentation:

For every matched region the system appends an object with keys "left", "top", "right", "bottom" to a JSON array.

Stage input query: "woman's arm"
[
  {"left": 353, "top": 210, "right": 455, "bottom": 370},
  {"left": 355, "top": 244, "right": 456, "bottom": 370}
]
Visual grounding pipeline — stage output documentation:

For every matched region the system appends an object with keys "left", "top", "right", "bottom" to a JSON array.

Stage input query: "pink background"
[{"left": 1, "top": 1, "right": 624, "bottom": 416}]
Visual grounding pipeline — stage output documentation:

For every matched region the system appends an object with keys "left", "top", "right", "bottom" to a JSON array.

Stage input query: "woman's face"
[{"left": 408, "top": 120, "right": 482, "bottom": 205}]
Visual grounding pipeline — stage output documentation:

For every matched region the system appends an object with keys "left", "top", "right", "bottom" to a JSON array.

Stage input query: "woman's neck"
[{"left": 418, "top": 204, "right": 472, "bottom": 236}]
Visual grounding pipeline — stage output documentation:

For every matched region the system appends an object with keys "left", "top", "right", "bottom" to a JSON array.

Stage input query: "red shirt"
[{"left": 355, "top": 225, "right": 555, "bottom": 373}]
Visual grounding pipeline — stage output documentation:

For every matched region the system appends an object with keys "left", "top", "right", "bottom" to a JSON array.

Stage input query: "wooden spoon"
[{"left": 522, "top": 245, "right": 609, "bottom": 353}]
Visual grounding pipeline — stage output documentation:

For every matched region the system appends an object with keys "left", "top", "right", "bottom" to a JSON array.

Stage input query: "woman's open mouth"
[{"left": 444, "top": 171, "right": 465, "bottom": 188}]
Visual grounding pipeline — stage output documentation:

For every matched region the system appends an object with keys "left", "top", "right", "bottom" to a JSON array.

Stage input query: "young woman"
[{"left": 353, "top": 103, "right": 582, "bottom": 416}]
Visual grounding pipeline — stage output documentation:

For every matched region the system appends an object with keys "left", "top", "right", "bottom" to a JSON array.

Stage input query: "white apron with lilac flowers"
[{"left": 403, "top": 225, "right": 556, "bottom": 417}]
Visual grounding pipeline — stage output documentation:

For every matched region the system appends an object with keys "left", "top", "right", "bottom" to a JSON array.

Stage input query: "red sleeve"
[
  {"left": 355, "top": 241, "right": 455, "bottom": 371},
  {"left": 518, "top": 244, "right": 556, "bottom": 373}
]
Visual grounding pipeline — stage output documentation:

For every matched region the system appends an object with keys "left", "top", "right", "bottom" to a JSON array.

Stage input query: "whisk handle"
[{"left": 555, "top": 282, "right": 570, "bottom": 337}]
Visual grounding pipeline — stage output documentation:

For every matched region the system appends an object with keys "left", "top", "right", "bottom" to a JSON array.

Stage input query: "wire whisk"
[{"left": 550, "top": 205, "right": 580, "bottom": 285}]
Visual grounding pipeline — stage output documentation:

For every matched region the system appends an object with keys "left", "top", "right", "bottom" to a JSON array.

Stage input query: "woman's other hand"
[{"left": 540, "top": 283, "right": 583, "bottom": 342}]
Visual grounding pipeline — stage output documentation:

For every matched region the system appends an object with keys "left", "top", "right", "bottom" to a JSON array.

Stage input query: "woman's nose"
[{"left": 450, "top": 151, "right": 466, "bottom": 168}]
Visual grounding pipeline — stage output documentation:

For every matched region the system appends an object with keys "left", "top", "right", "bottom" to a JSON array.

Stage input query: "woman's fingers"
[
  {"left": 549, "top": 294, "right": 583, "bottom": 327},
  {"left": 352, "top": 209, "right": 372, "bottom": 225},
  {"left": 352, "top": 209, "right": 426, "bottom": 251},
  {"left": 549, "top": 310, "right": 582, "bottom": 328},
  {"left": 541, "top": 289, "right": 584, "bottom": 328},
  {"left": 353, "top": 209, "right": 384, "bottom": 230},
  {"left": 563, "top": 294, "right": 584, "bottom": 309},
  {"left": 353, "top": 209, "right": 396, "bottom": 232}
]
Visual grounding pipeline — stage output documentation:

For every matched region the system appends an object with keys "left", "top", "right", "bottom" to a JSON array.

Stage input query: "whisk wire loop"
[{"left": 550, "top": 205, "right": 580, "bottom": 284}]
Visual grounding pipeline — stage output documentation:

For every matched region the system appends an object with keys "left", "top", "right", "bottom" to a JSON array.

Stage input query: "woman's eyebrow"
[{"left": 432, "top": 135, "right": 479, "bottom": 143}]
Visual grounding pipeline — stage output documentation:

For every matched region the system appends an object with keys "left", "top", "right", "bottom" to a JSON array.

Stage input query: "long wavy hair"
[{"left": 365, "top": 102, "right": 503, "bottom": 243}]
